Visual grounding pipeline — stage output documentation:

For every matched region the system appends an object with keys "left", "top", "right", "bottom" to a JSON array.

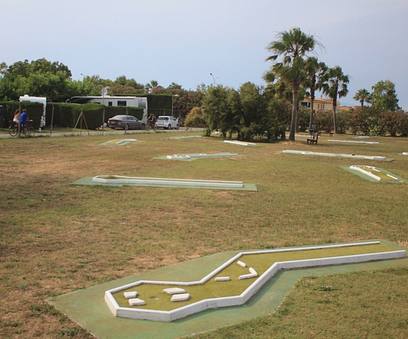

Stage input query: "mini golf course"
[
  {"left": 49, "top": 240, "right": 408, "bottom": 339},
  {"left": 223, "top": 140, "right": 258, "bottom": 147},
  {"left": 101, "top": 139, "right": 139, "bottom": 146},
  {"left": 282, "top": 150, "right": 393, "bottom": 161},
  {"left": 327, "top": 139, "right": 379, "bottom": 144},
  {"left": 165, "top": 152, "right": 239, "bottom": 160},
  {"left": 105, "top": 241, "right": 404, "bottom": 322},
  {"left": 347, "top": 165, "right": 405, "bottom": 182},
  {"left": 71, "top": 175, "right": 257, "bottom": 191},
  {"left": 169, "top": 136, "right": 202, "bottom": 139}
]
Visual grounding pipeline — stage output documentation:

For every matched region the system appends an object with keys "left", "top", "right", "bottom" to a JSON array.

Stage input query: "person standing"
[{"left": 20, "top": 109, "right": 28, "bottom": 135}]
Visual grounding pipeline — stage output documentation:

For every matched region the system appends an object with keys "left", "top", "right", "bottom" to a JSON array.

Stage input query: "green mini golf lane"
[
  {"left": 71, "top": 176, "right": 257, "bottom": 191},
  {"left": 341, "top": 166, "right": 406, "bottom": 183},
  {"left": 49, "top": 240, "right": 408, "bottom": 339},
  {"left": 112, "top": 243, "right": 394, "bottom": 311}
]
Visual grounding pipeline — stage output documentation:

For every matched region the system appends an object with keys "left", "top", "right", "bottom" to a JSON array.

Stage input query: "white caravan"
[{"left": 69, "top": 96, "right": 148, "bottom": 122}]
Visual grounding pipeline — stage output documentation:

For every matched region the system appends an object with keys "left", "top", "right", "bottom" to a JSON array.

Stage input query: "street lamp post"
[
  {"left": 210, "top": 73, "right": 219, "bottom": 86},
  {"left": 101, "top": 86, "right": 110, "bottom": 133}
]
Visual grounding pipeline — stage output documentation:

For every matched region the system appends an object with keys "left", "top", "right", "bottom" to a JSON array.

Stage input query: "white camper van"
[
  {"left": 19, "top": 95, "right": 47, "bottom": 128},
  {"left": 69, "top": 96, "right": 148, "bottom": 122}
]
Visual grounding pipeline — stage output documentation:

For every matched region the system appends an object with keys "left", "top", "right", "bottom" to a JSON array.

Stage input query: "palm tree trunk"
[
  {"left": 289, "top": 82, "right": 299, "bottom": 141},
  {"left": 309, "top": 97, "right": 315, "bottom": 130},
  {"left": 309, "top": 77, "right": 316, "bottom": 130},
  {"left": 332, "top": 99, "right": 338, "bottom": 134}
]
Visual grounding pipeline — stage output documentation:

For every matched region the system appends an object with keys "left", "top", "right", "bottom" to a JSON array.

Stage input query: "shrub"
[
  {"left": 297, "top": 106, "right": 310, "bottom": 132},
  {"left": 184, "top": 107, "right": 206, "bottom": 128},
  {"left": 314, "top": 110, "right": 333, "bottom": 133}
]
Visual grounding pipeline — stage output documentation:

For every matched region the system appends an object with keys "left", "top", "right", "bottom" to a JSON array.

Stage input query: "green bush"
[
  {"left": 314, "top": 110, "right": 333, "bottom": 133},
  {"left": 185, "top": 107, "right": 206, "bottom": 128}
]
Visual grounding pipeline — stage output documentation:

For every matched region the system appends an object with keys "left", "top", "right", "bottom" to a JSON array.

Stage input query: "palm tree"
[
  {"left": 304, "top": 57, "right": 327, "bottom": 130},
  {"left": 353, "top": 89, "right": 371, "bottom": 108},
  {"left": 263, "top": 71, "right": 292, "bottom": 101},
  {"left": 145, "top": 80, "right": 159, "bottom": 93},
  {"left": 319, "top": 66, "right": 349, "bottom": 134},
  {"left": 266, "top": 28, "right": 322, "bottom": 141}
]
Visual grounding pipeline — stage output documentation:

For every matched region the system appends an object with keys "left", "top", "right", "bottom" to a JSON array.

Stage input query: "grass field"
[{"left": 1, "top": 131, "right": 408, "bottom": 338}]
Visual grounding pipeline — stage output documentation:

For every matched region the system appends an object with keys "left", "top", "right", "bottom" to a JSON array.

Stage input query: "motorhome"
[
  {"left": 19, "top": 95, "right": 47, "bottom": 128},
  {"left": 69, "top": 96, "right": 148, "bottom": 122}
]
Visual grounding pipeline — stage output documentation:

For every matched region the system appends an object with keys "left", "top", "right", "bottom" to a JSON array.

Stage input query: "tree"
[
  {"left": 145, "top": 80, "right": 159, "bottom": 93},
  {"left": 185, "top": 107, "right": 206, "bottom": 128},
  {"left": 115, "top": 76, "right": 144, "bottom": 89},
  {"left": 353, "top": 89, "right": 371, "bottom": 108},
  {"left": 319, "top": 66, "right": 349, "bottom": 133},
  {"left": 167, "top": 82, "right": 182, "bottom": 90},
  {"left": 266, "top": 27, "right": 322, "bottom": 141},
  {"left": 0, "top": 59, "right": 73, "bottom": 101},
  {"left": 304, "top": 57, "right": 327, "bottom": 130},
  {"left": 202, "top": 85, "right": 230, "bottom": 136},
  {"left": 202, "top": 82, "right": 288, "bottom": 141},
  {"left": 371, "top": 80, "right": 400, "bottom": 112},
  {"left": 263, "top": 71, "right": 293, "bottom": 102}
]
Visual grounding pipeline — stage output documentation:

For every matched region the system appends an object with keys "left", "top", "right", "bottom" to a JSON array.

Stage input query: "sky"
[{"left": 2, "top": 0, "right": 408, "bottom": 109}]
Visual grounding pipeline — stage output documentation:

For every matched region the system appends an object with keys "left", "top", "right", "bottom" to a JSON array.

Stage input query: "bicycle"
[
  {"left": 145, "top": 120, "right": 157, "bottom": 131},
  {"left": 9, "top": 120, "right": 35, "bottom": 137}
]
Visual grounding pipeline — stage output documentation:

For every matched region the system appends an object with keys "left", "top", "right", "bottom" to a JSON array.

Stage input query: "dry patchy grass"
[{"left": 0, "top": 132, "right": 408, "bottom": 338}]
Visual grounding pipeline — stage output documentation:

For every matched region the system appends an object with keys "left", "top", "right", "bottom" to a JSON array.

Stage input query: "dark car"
[{"left": 107, "top": 115, "right": 145, "bottom": 130}]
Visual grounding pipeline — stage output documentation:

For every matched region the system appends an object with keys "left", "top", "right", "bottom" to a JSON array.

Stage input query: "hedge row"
[
  {"left": 45, "top": 103, "right": 144, "bottom": 130},
  {"left": 0, "top": 101, "right": 144, "bottom": 130}
]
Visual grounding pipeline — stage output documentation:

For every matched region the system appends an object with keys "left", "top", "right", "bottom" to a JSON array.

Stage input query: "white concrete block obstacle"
[
  {"left": 124, "top": 287, "right": 192, "bottom": 306},
  {"left": 166, "top": 152, "right": 238, "bottom": 160},
  {"left": 239, "top": 266, "right": 258, "bottom": 280},
  {"left": 92, "top": 175, "right": 245, "bottom": 189},
  {"left": 349, "top": 165, "right": 402, "bottom": 182},
  {"left": 104, "top": 241, "right": 405, "bottom": 322},
  {"left": 283, "top": 150, "right": 387, "bottom": 160}
]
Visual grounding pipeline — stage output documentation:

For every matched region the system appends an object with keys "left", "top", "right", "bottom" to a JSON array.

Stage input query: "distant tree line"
[
  {"left": 0, "top": 58, "right": 206, "bottom": 123},
  {"left": 1, "top": 37, "right": 405, "bottom": 138}
]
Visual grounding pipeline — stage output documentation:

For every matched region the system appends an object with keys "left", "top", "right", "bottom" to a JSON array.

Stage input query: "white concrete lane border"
[
  {"left": 166, "top": 152, "right": 238, "bottom": 160},
  {"left": 224, "top": 140, "right": 257, "bottom": 147},
  {"left": 92, "top": 175, "right": 244, "bottom": 188},
  {"left": 282, "top": 150, "right": 386, "bottom": 160}
]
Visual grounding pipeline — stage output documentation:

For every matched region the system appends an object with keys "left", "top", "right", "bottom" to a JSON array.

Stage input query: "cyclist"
[
  {"left": 20, "top": 109, "right": 28, "bottom": 135},
  {"left": 147, "top": 113, "right": 156, "bottom": 129},
  {"left": 13, "top": 109, "right": 21, "bottom": 131}
]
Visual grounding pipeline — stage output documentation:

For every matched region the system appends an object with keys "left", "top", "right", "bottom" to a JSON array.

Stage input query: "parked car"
[
  {"left": 107, "top": 115, "right": 145, "bottom": 130},
  {"left": 155, "top": 116, "right": 179, "bottom": 129}
]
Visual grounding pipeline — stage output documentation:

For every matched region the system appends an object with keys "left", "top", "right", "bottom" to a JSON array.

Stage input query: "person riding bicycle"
[
  {"left": 20, "top": 109, "right": 28, "bottom": 135},
  {"left": 13, "top": 109, "right": 21, "bottom": 129},
  {"left": 147, "top": 113, "right": 156, "bottom": 127}
]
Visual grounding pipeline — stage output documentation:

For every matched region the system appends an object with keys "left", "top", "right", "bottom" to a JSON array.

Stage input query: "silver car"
[
  {"left": 155, "top": 116, "right": 179, "bottom": 129},
  {"left": 107, "top": 115, "right": 145, "bottom": 130}
]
